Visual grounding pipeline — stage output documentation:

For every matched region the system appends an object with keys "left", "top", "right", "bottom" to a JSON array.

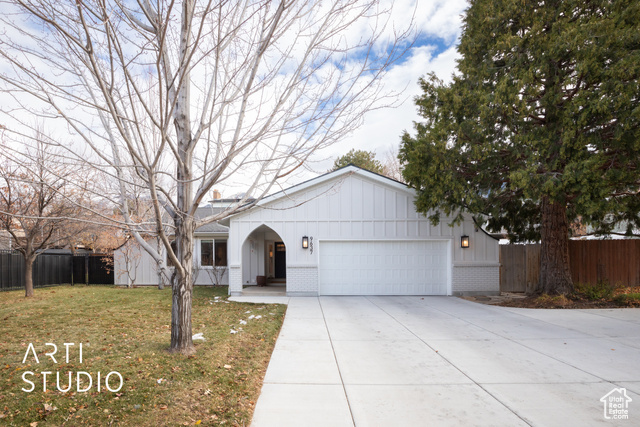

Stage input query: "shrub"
[
  {"left": 614, "top": 293, "right": 640, "bottom": 305},
  {"left": 574, "top": 280, "right": 615, "bottom": 300}
]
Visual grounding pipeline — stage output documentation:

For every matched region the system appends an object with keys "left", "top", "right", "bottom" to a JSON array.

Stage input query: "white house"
[
  {"left": 114, "top": 205, "right": 230, "bottom": 287},
  {"left": 115, "top": 165, "right": 500, "bottom": 295},
  {"left": 222, "top": 165, "right": 499, "bottom": 296}
]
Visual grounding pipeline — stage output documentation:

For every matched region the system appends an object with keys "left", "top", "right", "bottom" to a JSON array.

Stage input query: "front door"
[{"left": 274, "top": 241, "right": 286, "bottom": 279}]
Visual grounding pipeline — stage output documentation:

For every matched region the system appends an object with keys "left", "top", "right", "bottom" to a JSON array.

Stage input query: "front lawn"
[{"left": 0, "top": 286, "right": 286, "bottom": 426}]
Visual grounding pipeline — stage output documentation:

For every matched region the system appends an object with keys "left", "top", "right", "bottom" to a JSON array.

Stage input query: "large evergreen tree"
[{"left": 400, "top": 0, "right": 640, "bottom": 294}]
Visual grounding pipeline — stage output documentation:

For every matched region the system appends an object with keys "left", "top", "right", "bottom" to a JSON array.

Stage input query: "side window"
[
  {"left": 201, "top": 240, "right": 214, "bottom": 266},
  {"left": 215, "top": 240, "right": 227, "bottom": 267}
]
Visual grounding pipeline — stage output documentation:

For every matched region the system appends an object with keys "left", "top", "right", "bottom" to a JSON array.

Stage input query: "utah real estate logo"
[{"left": 600, "top": 388, "right": 632, "bottom": 420}]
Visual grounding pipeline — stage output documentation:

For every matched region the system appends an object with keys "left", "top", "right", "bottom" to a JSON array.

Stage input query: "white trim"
[
  {"left": 447, "top": 239, "right": 453, "bottom": 296},
  {"left": 317, "top": 237, "right": 454, "bottom": 242},
  {"left": 194, "top": 232, "right": 228, "bottom": 236},
  {"left": 258, "top": 166, "right": 414, "bottom": 206},
  {"left": 195, "top": 237, "right": 228, "bottom": 269},
  {"left": 452, "top": 262, "right": 501, "bottom": 267}
]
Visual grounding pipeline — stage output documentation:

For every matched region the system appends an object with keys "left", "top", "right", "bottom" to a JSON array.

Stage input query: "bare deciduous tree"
[
  {"left": 382, "top": 145, "right": 405, "bottom": 183},
  {"left": 0, "top": 0, "right": 413, "bottom": 354},
  {"left": 118, "top": 237, "right": 142, "bottom": 289},
  {"left": 0, "top": 137, "right": 89, "bottom": 297}
]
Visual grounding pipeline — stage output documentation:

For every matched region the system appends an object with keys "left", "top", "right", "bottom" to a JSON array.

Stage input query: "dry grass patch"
[
  {"left": 0, "top": 286, "right": 286, "bottom": 426},
  {"left": 497, "top": 284, "right": 640, "bottom": 309}
]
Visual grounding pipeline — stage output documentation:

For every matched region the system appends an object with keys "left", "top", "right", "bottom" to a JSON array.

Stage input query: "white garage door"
[{"left": 318, "top": 240, "right": 449, "bottom": 295}]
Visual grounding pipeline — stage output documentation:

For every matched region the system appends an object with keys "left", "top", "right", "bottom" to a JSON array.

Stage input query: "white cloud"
[
  {"left": 306, "top": 44, "right": 461, "bottom": 176},
  {"left": 295, "top": 0, "right": 468, "bottom": 178}
]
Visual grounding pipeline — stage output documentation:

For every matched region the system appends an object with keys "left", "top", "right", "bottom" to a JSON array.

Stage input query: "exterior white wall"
[
  {"left": 114, "top": 235, "right": 230, "bottom": 287},
  {"left": 241, "top": 235, "right": 266, "bottom": 285},
  {"left": 228, "top": 170, "right": 500, "bottom": 296},
  {"left": 114, "top": 240, "right": 164, "bottom": 287}
]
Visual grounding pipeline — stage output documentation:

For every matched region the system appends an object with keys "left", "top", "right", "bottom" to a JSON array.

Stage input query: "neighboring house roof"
[
  {"left": 194, "top": 206, "right": 229, "bottom": 234},
  {"left": 582, "top": 221, "right": 639, "bottom": 239}
]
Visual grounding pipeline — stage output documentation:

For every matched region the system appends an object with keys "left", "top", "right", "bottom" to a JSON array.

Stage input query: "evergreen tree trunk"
[
  {"left": 24, "top": 254, "right": 35, "bottom": 298},
  {"left": 539, "top": 196, "right": 573, "bottom": 295}
]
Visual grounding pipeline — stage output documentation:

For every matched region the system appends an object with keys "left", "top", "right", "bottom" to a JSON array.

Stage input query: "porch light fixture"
[
  {"left": 302, "top": 236, "right": 309, "bottom": 249},
  {"left": 461, "top": 235, "right": 470, "bottom": 249}
]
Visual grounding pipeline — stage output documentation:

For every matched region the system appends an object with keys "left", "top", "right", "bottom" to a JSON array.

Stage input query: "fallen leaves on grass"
[{"left": 43, "top": 403, "right": 57, "bottom": 412}]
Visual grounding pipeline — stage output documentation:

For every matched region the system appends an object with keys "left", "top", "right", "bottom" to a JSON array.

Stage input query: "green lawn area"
[{"left": 0, "top": 286, "right": 286, "bottom": 426}]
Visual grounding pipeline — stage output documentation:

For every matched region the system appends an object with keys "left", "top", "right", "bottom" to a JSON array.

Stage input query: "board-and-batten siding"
[
  {"left": 114, "top": 238, "right": 229, "bottom": 287},
  {"left": 232, "top": 175, "right": 498, "bottom": 262},
  {"left": 228, "top": 171, "right": 500, "bottom": 295},
  {"left": 114, "top": 242, "right": 163, "bottom": 287}
]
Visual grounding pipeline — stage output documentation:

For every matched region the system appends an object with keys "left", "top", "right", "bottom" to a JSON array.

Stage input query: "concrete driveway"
[{"left": 239, "top": 296, "right": 640, "bottom": 426}]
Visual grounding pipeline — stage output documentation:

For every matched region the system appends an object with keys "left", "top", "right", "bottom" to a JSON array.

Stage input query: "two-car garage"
[{"left": 318, "top": 240, "right": 450, "bottom": 295}]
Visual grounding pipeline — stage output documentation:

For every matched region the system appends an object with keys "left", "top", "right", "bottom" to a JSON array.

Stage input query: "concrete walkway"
[{"left": 239, "top": 296, "right": 640, "bottom": 426}]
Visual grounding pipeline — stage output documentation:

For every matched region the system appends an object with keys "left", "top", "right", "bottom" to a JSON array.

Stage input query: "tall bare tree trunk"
[
  {"left": 539, "top": 196, "right": 573, "bottom": 295},
  {"left": 170, "top": 216, "right": 195, "bottom": 354},
  {"left": 168, "top": 0, "right": 196, "bottom": 355},
  {"left": 24, "top": 254, "right": 36, "bottom": 298}
]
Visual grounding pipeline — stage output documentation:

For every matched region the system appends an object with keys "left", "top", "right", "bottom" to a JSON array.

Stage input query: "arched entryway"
[{"left": 240, "top": 224, "right": 286, "bottom": 294}]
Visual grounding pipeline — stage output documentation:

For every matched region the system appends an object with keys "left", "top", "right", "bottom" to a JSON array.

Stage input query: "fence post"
[{"left": 85, "top": 255, "right": 89, "bottom": 285}]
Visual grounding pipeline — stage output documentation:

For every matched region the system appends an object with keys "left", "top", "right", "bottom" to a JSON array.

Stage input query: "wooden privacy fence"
[{"left": 500, "top": 239, "right": 640, "bottom": 293}]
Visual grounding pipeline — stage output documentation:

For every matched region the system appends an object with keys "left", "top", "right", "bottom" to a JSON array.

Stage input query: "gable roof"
[
  {"left": 260, "top": 164, "right": 411, "bottom": 205},
  {"left": 218, "top": 164, "right": 413, "bottom": 226}
]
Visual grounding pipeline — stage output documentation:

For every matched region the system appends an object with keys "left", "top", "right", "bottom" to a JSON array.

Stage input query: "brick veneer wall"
[
  {"left": 228, "top": 266, "right": 243, "bottom": 296},
  {"left": 452, "top": 264, "right": 500, "bottom": 295},
  {"left": 286, "top": 266, "right": 318, "bottom": 296}
]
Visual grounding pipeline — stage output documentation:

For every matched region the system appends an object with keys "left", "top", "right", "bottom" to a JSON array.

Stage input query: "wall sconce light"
[
  {"left": 302, "top": 236, "right": 309, "bottom": 249},
  {"left": 461, "top": 235, "right": 470, "bottom": 249}
]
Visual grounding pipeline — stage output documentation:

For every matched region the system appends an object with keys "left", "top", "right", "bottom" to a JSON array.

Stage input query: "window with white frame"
[{"left": 199, "top": 239, "right": 227, "bottom": 267}]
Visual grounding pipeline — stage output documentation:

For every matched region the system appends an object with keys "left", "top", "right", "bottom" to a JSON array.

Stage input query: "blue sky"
[{"left": 303, "top": 0, "right": 468, "bottom": 177}]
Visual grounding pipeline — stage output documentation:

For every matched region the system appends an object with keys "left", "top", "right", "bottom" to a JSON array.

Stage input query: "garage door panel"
[{"left": 319, "top": 240, "right": 449, "bottom": 296}]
